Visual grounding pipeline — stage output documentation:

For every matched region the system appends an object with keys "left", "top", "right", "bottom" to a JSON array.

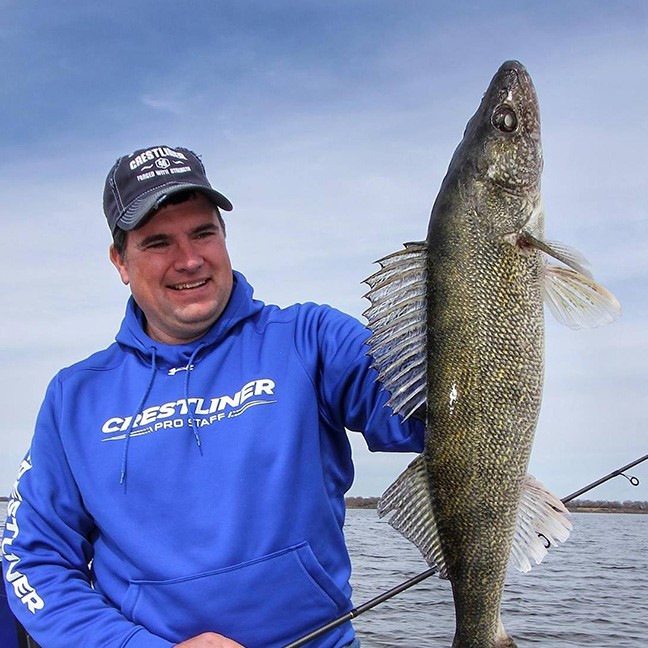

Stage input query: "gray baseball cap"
[{"left": 103, "top": 145, "right": 233, "bottom": 232}]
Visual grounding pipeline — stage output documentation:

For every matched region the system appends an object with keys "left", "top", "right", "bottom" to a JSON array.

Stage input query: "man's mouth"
[{"left": 169, "top": 279, "right": 209, "bottom": 291}]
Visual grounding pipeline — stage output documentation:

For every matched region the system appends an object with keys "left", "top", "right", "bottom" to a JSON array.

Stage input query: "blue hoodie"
[{"left": 2, "top": 272, "right": 424, "bottom": 648}]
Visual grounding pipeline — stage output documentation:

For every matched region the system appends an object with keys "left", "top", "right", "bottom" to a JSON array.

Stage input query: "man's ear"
[{"left": 109, "top": 245, "right": 130, "bottom": 285}]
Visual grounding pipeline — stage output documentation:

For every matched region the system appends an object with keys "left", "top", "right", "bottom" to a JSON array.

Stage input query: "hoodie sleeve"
[
  {"left": 1, "top": 377, "right": 174, "bottom": 648},
  {"left": 296, "top": 304, "right": 425, "bottom": 452}
]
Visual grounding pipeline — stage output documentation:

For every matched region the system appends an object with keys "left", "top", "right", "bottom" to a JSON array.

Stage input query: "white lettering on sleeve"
[{"left": 2, "top": 457, "right": 45, "bottom": 613}]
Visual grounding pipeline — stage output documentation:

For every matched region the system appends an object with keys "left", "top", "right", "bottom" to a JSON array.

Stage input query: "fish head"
[
  {"left": 451, "top": 60, "right": 544, "bottom": 236},
  {"left": 469, "top": 60, "right": 543, "bottom": 189}
]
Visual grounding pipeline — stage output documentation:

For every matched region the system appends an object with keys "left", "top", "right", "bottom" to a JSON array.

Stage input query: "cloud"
[{"left": 140, "top": 94, "right": 187, "bottom": 116}]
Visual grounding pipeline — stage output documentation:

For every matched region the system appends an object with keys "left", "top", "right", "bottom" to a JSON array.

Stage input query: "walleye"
[{"left": 364, "top": 60, "right": 620, "bottom": 647}]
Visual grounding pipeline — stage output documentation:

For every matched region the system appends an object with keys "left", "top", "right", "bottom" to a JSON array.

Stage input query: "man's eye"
[
  {"left": 144, "top": 240, "right": 169, "bottom": 250},
  {"left": 195, "top": 230, "right": 216, "bottom": 239}
]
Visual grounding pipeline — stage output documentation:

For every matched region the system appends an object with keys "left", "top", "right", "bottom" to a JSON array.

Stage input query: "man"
[{"left": 2, "top": 145, "right": 424, "bottom": 647}]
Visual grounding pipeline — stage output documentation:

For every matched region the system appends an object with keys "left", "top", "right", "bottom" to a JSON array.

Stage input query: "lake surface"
[
  {"left": 345, "top": 509, "right": 648, "bottom": 647},
  {"left": 2, "top": 503, "right": 645, "bottom": 646}
]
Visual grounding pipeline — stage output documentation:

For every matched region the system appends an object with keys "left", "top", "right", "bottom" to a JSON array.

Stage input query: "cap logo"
[
  {"left": 128, "top": 146, "right": 188, "bottom": 171},
  {"left": 128, "top": 147, "right": 195, "bottom": 183}
]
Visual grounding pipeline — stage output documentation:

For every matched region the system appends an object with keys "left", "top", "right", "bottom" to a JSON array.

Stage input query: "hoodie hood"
[{"left": 115, "top": 270, "right": 263, "bottom": 370}]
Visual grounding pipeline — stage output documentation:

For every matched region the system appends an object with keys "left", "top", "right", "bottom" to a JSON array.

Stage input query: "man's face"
[{"left": 110, "top": 193, "right": 233, "bottom": 345}]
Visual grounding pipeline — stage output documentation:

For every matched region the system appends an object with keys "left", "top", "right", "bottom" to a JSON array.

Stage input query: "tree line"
[{"left": 564, "top": 499, "right": 648, "bottom": 513}]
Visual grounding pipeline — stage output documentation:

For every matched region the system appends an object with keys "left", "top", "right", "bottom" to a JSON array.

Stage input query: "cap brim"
[{"left": 116, "top": 183, "right": 233, "bottom": 231}]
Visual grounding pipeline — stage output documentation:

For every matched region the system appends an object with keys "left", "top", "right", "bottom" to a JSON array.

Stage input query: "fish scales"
[{"left": 366, "top": 60, "right": 620, "bottom": 647}]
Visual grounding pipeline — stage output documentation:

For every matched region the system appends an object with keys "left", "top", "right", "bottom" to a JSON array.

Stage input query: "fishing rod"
[
  {"left": 283, "top": 452, "right": 648, "bottom": 648},
  {"left": 282, "top": 567, "right": 438, "bottom": 648},
  {"left": 561, "top": 452, "right": 648, "bottom": 503}
]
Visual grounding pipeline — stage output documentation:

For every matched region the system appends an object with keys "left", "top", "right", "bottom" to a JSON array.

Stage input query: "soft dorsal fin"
[{"left": 379, "top": 465, "right": 572, "bottom": 579}]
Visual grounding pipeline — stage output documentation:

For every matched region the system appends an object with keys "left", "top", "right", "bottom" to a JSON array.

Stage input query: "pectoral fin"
[
  {"left": 520, "top": 231, "right": 593, "bottom": 278},
  {"left": 518, "top": 232, "right": 620, "bottom": 329}
]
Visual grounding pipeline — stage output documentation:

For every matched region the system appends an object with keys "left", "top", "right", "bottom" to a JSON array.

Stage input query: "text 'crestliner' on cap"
[{"left": 103, "top": 145, "right": 233, "bottom": 233}]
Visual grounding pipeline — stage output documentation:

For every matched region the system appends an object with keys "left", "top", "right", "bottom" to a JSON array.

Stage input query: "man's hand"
[{"left": 175, "top": 632, "right": 245, "bottom": 647}]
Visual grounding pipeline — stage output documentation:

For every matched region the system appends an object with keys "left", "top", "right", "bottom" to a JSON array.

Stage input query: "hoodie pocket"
[{"left": 121, "top": 541, "right": 349, "bottom": 647}]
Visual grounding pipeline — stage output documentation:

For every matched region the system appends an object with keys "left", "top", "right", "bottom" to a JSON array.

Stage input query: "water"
[
  {"left": 2, "top": 503, "right": 645, "bottom": 646},
  {"left": 345, "top": 509, "right": 648, "bottom": 647}
]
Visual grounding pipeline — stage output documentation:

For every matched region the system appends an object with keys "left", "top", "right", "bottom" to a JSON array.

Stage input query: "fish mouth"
[
  {"left": 498, "top": 59, "right": 527, "bottom": 74},
  {"left": 492, "top": 60, "right": 537, "bottom": 105},
  {"left": 497, "top": 60, "right": 533, "bottom": 86}
]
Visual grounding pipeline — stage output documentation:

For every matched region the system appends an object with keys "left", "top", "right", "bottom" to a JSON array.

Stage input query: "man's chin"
[{"left": 173, "top": 306, "right": 221, "bottom": 334}]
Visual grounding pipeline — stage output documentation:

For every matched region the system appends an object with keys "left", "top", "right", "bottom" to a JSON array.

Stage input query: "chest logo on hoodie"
[
  {"left": 100, "top": 378, "right": 276, "bottom": 441},
  {"left": 168, "top": 364, "right": 194, "bottom": 376}
]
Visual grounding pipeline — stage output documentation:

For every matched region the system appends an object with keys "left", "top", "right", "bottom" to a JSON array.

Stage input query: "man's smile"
[{"left": 169, "top": 279, "right": 210, "bottom": 291}]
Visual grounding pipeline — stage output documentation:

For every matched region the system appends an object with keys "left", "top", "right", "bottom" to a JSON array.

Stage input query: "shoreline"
[{"left": 2, "top": 496, "right": 646, "bottom": 515}]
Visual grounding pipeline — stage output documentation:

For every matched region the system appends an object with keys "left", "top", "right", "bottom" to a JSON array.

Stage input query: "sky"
[{"left": 1, "top": 0, "right": 646, "bottom": 504}]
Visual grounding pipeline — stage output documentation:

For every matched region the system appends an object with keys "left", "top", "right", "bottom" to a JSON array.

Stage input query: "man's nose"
[{"left": 174, "top": 239, "right": 204, "bottom": 272}]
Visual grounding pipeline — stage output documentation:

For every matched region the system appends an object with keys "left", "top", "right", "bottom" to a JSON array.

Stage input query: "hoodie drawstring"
[
  {"left": 185, "top": 344, "right": 205, "bottom": 453},
  {"left": 120, "top": 346, "right": 158, "bottom": 486}
]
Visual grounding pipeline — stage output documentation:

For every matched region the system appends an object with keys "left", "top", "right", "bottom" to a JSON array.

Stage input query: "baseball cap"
[{"left": 103, "top": 145, "right": 233, "bottom": 232}]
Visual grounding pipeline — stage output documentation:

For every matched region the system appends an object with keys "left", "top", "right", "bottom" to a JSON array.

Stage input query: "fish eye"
[{"left": 492, "top": 106, "right": 518, "bottom": 133}]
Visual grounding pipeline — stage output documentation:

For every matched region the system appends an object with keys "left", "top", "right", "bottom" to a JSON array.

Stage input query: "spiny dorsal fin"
[{"left": 363, "top": 241, "right": 427, "bottom": 419}]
